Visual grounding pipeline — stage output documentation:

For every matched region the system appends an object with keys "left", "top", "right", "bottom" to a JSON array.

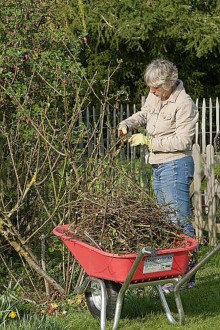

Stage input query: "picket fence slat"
[
  {"left": 206, "top": 145, "right": 217, "bottom": 246},
  {"left": 216, "top": 97, "right": 219, "bottom": 133},
  {"left": 192, "top": 144, "right": 203, "bottom": 242},
  {"left": 215, "top": 179, "right": 220, "bottom": 199},
  {"left": 201, "top": 99, "right": 206, "bottom": 154},
  {"left": 126, "top": 104, "right": 130, "bottom": 160},
  {"left": 192, "top": 145, "right": 220, "bottom": 246},
  {"left": 209, "top": 98, "right": 213, "bottom": 145},
  {"left": 195, "top": 99, "right": 199, "bottom": 145}
]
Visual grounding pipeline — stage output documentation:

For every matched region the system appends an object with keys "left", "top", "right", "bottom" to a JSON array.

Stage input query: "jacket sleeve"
[
  {"left": 119, "top": 98, "right": 150, "bottom": 130},
  {"left": 152, "top": 102, "right": 198, "bottom": 152}
]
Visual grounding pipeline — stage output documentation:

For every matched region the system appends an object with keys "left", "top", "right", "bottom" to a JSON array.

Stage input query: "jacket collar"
[{"left": 168, "top": 79, "right": 184, "bottom": 103}]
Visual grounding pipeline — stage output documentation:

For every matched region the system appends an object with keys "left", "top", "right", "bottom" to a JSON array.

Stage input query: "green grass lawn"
[{"left": 2, "top": 246, "right": 220, "bottom": 330}]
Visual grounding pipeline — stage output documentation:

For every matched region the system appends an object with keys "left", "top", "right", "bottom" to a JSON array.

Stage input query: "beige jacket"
[{"left": 120, "top": 80, "right": 198, "bottom": 164}]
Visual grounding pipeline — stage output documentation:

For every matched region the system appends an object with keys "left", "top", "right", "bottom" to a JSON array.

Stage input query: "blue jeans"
[{"left": 153, "top": 156, "right": 195, "bottom": 238}]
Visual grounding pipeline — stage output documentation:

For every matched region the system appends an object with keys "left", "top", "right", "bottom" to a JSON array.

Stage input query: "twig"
[
  {"left": 83, "top": 231, "right": 102, "bottom": 250},
  {"left": 41, "top": 234, "right": 50, "bottom": 298}
]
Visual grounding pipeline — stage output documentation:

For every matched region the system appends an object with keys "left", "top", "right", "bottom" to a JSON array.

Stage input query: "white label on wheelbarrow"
[{"left": 143, "top": 254, "right": 174, "bottom": 273}]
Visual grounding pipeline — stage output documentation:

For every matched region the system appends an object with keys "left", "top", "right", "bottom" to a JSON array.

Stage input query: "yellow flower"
[
  {"left": 76, "top": 294, "right": 83, "bottom": 305},
  {"left": 8, "top": 311, "right": 17, "bottom": 319},
  {"left": 47, "top": 303, "right": 58, "bottom": 314},
  {"left": 50, "top": 303, "right": 58, "bottom": 309},
  {"left": 67, "top": 299, "right": 74, "bottom": 305}
]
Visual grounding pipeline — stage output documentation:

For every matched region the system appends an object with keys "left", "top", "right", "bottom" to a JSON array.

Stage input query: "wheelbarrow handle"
[
  {"left": 123, "top": 248, "right": 157, "bottom": 286},
  {"left": 174, "top": 243, "right": 220, "bottom": 292},
  {"left": 142, "top": 247, "right": 157, "bottom": 257}
]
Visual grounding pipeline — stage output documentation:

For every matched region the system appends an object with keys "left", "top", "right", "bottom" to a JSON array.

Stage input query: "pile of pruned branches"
[{"left": 64, "top": 184, "right": 185, "bottom": 254}]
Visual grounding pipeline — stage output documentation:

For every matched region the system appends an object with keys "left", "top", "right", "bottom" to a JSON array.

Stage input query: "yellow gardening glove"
[
  {"left": 128, "top": 133, "right": 151, "bottom": 148},
  {"left": 118, "top": 124, "right": 128, "bottom": 137}
]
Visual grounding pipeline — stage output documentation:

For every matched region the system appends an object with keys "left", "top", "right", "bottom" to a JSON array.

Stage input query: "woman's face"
[{"left": 149, "top": 85, "right": 172, "bottom": 101}]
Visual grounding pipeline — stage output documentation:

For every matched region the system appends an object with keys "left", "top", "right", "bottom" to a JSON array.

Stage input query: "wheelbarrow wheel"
[{"left": 85, "top": 279, "right": 122, "bottom": 320}]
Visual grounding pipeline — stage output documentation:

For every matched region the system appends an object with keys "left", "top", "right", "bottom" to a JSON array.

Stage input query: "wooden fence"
[
  {"left": 195, "top": 98, "right": 219, "bottom": 153},
  {"left": 192, "top": 144, "right": 220, "bottom": 246},
  {"left": 81, "top": 97, "right": 219, "bottom": 153}
]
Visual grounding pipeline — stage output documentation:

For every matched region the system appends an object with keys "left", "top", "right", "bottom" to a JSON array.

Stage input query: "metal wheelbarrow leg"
[
  {"left": 172, "top": 243, "right": 220, "bottom": 324},
  {"left": 75, "top": 276, "right": 108, "bottom": 330},
  {"left": 157, "top": 243, "right": 220, "bottom": 326},
  {"left": 112, "top": 248, "right": 155, "bottom": 330}
]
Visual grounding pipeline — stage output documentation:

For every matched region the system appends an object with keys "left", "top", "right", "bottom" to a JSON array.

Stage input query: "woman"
[{"left": 118, "top": 59, "right": 198, "bottom": 290}]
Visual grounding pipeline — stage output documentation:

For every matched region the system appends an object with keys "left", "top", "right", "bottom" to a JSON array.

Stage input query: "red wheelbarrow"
[{"left": 53, "top": 224, "right": 220, "bottom": 330}]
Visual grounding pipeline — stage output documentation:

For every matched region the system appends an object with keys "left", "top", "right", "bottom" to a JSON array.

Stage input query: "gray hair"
[{"left": 144, "top": 59, "right": 178, "bottom": 91}]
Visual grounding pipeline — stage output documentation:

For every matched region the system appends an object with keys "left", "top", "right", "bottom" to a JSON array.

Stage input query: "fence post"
[
  {"left": 201, "top": 99, "right": 206, "bottom": 154},
  {"left": 209, "top": 98, "right": 213, "bottom": 145},
  {"left": 140, "top": 97, "right": 148, "bottom": 187},
  {"left": 195, "top": 99, "right": 199, "bottom": 145},
  {"left": 119, "top": 104, "right": 125, "bottom": 162},
  {"left": 99, "top": 105, "right": 105, "bottom": 158},
  {"left": 192, "top": 144, "right": 203, "bottom": 242},
  {"left": 86, "top": 107, "right": 93, "bottom": 156},
  {"left": 130, "top": 104, "right": 136, "bottom": 177},
  {"left": 216, "top": 97, "right": 219, "bottom": 133},
  {"left": 126, "top": 104, "right": 130, "bottom": 161},
  {"left": 206, "top": 145, "right": 217, "bottom": 246}
]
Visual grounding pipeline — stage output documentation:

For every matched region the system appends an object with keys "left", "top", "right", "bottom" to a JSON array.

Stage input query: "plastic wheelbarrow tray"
[{"left": 53, "top": 224, "right": 220, "bottom": 330}]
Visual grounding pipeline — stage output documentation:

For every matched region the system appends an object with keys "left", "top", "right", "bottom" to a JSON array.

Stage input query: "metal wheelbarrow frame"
[{"left": 53, "top": 225, "right": 220, "bottom": 330}]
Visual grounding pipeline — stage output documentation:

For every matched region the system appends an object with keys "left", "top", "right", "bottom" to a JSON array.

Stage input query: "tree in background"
[{"left": 60, "top": 0, "right": 220, "bottom": 102}]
